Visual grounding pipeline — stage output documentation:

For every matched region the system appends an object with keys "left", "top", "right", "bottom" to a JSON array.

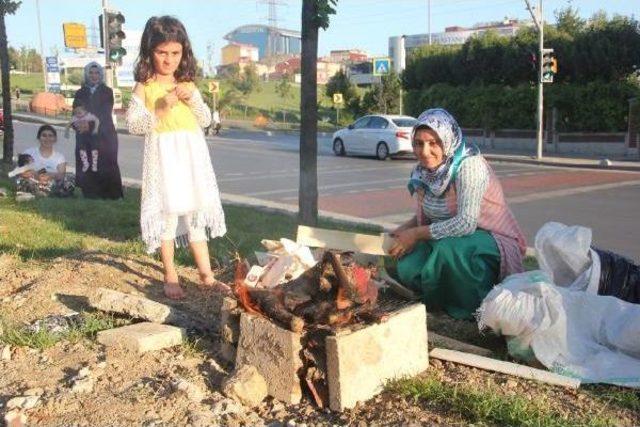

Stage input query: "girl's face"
[
  {"left": 88, "top": 67, "right": 101, "bottom": 85},
  {"left": 39, "top": 130, "right": 57, "bottom": 149},
  {"left": 152, "top": 41, "right": 183, "bottom": 77},
  {"left": 413, "top": 128, "right": 444, "bottom": 170}
]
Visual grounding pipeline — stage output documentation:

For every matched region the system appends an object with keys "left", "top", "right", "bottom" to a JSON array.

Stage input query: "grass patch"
[
  {"left": 391, "top": 373, "right": 617, "bottom": 427},
  {"left": 0, "top": 172, "right": 380, "bottom": 265},
  {"left": 0, "top": 312, "right": 128, "bottom": 350}
]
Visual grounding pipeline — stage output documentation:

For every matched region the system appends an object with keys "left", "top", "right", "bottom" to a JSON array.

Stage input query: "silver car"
[{"left": 331, "top": 115, "right": 418, "bottom": 160}]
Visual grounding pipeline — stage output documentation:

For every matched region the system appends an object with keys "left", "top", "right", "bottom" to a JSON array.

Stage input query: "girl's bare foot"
[
  {"left": 200, "top": 272, "right": 232, "bottom": 295},
  {"left": 164, "top": 271, "right": 185, "bottom": 300}
]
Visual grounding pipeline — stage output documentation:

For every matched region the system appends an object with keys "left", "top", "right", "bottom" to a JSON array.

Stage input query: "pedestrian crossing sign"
[{"left": 372, "top": 57, "right": 391, "bottom": 76}]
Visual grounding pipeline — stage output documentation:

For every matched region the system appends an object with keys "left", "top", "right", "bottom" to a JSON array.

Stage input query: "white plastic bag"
[
  {"left": 534, "top": 222, "right": 600, "bottom": 293},
  {"left": 478, "top": 270, "right": 640, "bottom": 387}
]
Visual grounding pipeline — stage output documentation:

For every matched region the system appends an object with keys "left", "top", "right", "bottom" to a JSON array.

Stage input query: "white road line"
[
  {"left": 246, "top": 177, "right": 408, "bottom": 197},
  {"left": 508, "top": 180, "right": 640, "bottom": 204}
]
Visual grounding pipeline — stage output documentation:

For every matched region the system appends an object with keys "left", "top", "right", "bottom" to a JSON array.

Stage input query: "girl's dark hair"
[
  {"left": 37, "top": 124, "right": 57, "bottom": 139},
  {"left": 134, "top": 16, "right": 197, "bottom": 83}
]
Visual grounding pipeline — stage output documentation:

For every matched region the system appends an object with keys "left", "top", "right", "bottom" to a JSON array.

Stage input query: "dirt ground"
[{"left": 1, "top": 251, "right": 638, "bottom": 426}]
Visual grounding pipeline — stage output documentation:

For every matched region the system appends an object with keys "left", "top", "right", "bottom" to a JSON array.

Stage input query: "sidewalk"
[{"left": 11, "top": 111, "right": 640, "bottom": 172}]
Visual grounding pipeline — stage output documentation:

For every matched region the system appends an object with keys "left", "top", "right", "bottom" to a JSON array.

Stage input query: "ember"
[{"left": 233, "top": 250, "right": 384, "bottom": 332}]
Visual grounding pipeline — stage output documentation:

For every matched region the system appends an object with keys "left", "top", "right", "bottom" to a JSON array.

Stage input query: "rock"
[
  {"left": 286, "top": 419, "right": 297, "bottom": 427},
  {"left": 7, "top": 395, "right": 40, "bottom": 410},
  {"left": 23, "top": 388, "right": 44, "bottom": 397},
  {"left": 15, "top": 192, "right": 35, "bottom": 202},
  {"left": 96, "top": 361, "right": 107, "bottom": 369},
  {"left": 71, "top": 377, "right": 94, "bottom": 394},
  {"left": 4, "top": 410, "right": 27, "bottom": 427},
  {"left": 505, "top": 379, "right": 518, "bottom": 389},
  {"left": 1, "top": 345, "right": 11, "bottom": 361},
  {"left": 222, "top": 365, "right": 268, "bottom": 408},
  {"left": 77, "top": 367, "right": 91, "bottom": 379},
  {"left": 211, "top": 398, "right": 245, "bottom": 417},
  {"left": 173, "top": 378, "right": 206, "bottom": 403}
]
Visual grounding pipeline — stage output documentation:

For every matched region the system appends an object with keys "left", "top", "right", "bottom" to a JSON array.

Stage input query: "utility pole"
[
  {"left": 427, "top": 0, "right": 432, "bottom": 45},
  {"left": 398, "top": 35, "right": 406, "bottom": 115},
  {"left": 525, "top": 0, "right": 544, "bottom": 159},
  {"left": 35, "top": 0, "right": 47, "bottom": 91},
  {"left": 102, "top": 0, "right": 113, "bottom": 88}
]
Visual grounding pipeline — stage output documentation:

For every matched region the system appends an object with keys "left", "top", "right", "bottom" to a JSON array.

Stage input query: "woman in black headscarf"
[{"left": 72, "top": 62, "right": 123, "bottom": 199}]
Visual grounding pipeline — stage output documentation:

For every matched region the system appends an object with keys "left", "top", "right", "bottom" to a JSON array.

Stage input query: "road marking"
[
  {"left": 246, "top": 177, "right": 408, "bottom": 197},
  {"left": 508, "top": 180, "right": 640, "bottom": 204}
]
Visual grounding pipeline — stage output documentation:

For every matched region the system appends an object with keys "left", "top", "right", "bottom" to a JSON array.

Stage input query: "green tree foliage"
[
  {"left": 226, "top": 63, "right": 261, "bottom": 96},
  {"left": 275, "top": 73, "right": 293, "bottom": 101},
  {"left": 404, "top": 9, "right": 640, "bottom": 88},
  {"left": 325, "top": 69, "right": 357, "bottom": 103},
  {"left": 360, "top": 71, "right": 402, "bottom": 115}
]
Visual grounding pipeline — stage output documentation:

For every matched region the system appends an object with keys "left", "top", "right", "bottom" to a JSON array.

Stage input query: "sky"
[{"left": 5, "top": 0, "right": 638, "bottom": 69}]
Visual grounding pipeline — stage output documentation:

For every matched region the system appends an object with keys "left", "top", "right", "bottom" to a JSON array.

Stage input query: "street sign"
[
  {"left": 372, "top": 57, "right": 391, "bottom": 76},
  {"left": 45, "top": 56, "right": 61, "bottom": 92},
  {"left": 333, "top": 93, "right": 343, "bottom": 104},
  {"left": 63, "top": 23, "right": 88, "bottom": 49},
  {"left": 208, "top": 80, "right": 220, "bottom": 94}
]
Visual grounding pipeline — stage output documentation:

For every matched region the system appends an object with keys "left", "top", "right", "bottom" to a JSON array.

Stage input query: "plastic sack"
[
  {"left": 478, "top": 270, "right": 640, "bottom": 387},
  {"left": 594, "top": 248, "right": 640, "bottom": 304},
  {"left": 534, "top": 222, "right": 600, "bottom": 292}
]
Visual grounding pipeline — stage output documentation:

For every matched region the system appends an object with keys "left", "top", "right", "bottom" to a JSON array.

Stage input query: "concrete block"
[
  {"left": 326, "top": 304, "right": 429, "bottom": 411},
  {"left": 97, "top": 322, "right": 185, "bottom": 353},
  {"left": 235, "top": 313, "right": 303, "bottom": 404}
]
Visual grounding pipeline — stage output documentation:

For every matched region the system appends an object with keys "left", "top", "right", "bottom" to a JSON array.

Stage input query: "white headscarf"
[{"left": 83, "top": 62, "right": 104, "bottom": 93}]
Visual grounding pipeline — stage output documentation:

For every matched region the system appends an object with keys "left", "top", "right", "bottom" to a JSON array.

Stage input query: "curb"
[{"left": 484, "top": 154, "right": 640, "bottom": 173}]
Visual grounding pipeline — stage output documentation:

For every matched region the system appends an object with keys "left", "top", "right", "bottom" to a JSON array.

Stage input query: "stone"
[
  {"left": 96, "top": 361, "right": 107, "bottom": 369},
  {"left": 219, "top": 297, "right": 240, "bottom": 344},
  {"left": 1, "top": 345, "right": 11, "bottom": 361},
  {"left": 7, "top": 395, "right": 40, "bottom": 410},
  {"left": 15, "top": 192, "right": 35, "bottom": 202},
  {"left": 236, "top": 313, "right": 303, "bottom": 404},
  {"left": 173, "top": 378, "right": 206, "bottom": 403},
  {"left": 211, "top": 397, "right": 245, "bottom": 417},
  {"left": 97, "top": 322, "right": 185, "bottom": 353},
  {"left": 326, "top": 304, "right": 429, "bottom": 411},
  {"left": 77, "top": 367, "right": 91, "bottom": 379},
  {"left": 222, "top": 365, "right": 268, "bottom": 408},
  {"left": 4, "top": 410, "right": 27, "bottom": 427},
  {"left": 71, "top": 377, "right": 94, "bottom": 394},
  {"left": 23, "top": 388, "right": 44, "bottom": 396}
]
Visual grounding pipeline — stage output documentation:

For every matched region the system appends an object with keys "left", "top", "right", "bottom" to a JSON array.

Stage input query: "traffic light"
[
  {"left": 541, "top": 48, "right": 555, "bottom": 83},
  {"left": 100, "top": 11, "right": 126, "bottom": 64}
]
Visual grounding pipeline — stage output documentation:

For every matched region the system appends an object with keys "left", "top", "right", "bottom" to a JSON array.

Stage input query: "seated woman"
[
  {"left": 14, "top": 125, "right": 75, "bottom": 197},
  {"left": 389, "top": 108, "right": 526, "bottom": 319}
]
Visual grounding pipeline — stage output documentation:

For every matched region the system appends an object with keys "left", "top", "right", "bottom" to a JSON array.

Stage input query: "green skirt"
[{"left": 396, "top": 229, "right": 500, "bottom": 320}]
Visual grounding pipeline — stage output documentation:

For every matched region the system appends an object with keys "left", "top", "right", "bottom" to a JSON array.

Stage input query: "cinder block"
[
  {"left": 235, "top": 313, "right": 303, "bottom": 404},
  {"left": 326, "top": 304, "right": 429, "bottom": 411},
  {"left": 97, "top": 322, "right": 185, "bottom": 353}
]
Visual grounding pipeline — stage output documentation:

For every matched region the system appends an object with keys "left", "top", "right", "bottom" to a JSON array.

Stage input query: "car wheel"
[
  {"left": 333, "top": 138, "right": 345, "bottom": 156},
  {"left": 376, "top": 142, "right": 389, "bottom": 161}
]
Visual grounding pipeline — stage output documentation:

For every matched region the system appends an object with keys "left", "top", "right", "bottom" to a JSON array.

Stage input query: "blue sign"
[
  {"left": 45, "top": 56, "right": 59, "bottom": 73},
  {"left": 372, "top": 57, "right": 391, "bottom": 76}
]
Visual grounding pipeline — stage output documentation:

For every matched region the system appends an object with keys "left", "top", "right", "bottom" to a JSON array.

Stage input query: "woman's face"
[
  {"left": 152, "top": 41, "right": 183, "bottom": 77},
  {"left": 88, "top": 67, "right": 101, "bottom": 85},
  {"left": 38, "top": 130, "right": 57, "bottom": 149},
  {"left": 413, "top": 128, "right": 444, "bottom": 170}
]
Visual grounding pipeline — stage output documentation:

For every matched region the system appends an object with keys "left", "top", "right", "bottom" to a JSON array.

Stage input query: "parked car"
[{"left": 332, "top": 114, "right": 418, "bottom": 160}]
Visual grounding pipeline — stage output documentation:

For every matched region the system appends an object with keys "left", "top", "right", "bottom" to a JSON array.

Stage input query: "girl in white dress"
[{"left": 127, "top": 16, "right": 227, "bottom": 299}]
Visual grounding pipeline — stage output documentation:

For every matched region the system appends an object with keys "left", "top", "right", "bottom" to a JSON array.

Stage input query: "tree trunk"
[
  {"left": 299, "top": 0, "right": 319, "bottom": 226},
  {"left": 0, "top": 12, "right": 14, "bottom": 165}
]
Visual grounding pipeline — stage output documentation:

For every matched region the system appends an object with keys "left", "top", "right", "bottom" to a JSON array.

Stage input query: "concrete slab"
[
  {"left": 235, "top": 313, "right": 303, "bottom": 404},
  {"left": 97, "top": 322, "right": 185, "bottom": 353},
  {"left": 326, "top": 304, "right": 429, "bottom": 411}
]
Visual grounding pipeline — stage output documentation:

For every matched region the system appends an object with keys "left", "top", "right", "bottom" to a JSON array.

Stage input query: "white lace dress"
[{"left": 126, "top": 82, "right": 226, "bottom": 253}]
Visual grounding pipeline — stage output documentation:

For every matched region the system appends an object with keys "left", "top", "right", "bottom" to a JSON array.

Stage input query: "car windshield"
[{"left": 392, "top": 118, "right": 418, "bottom": 128}]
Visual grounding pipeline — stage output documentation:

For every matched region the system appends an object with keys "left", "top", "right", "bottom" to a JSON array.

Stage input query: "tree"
[
  {"left": 299, "top": 0, "right": 337, "bottom": 226},
  {"left": 1, "top": 0, "right": 21, "bottom": 165},
  {"left": 555, "top": 5, "right": 585, "bottom": 37},
  {"left": 325, "top": 69, "right": 357, "bottom": 103},
  {"left": 275, "top": 73, "right": 293, "bottom": 123},
  {"left": 359, "top": 71, "right": 401, "bottom": 115}
]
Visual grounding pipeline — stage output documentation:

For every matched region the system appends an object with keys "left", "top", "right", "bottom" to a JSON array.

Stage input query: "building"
[
  {"left": 272, "top": 56, "right": 301, "bottom": 79},
  {"left": 221, "top": 43, "right": 259, "bottom": 66},
  {"left": 223, "top": 24, "right": 301, "bottom": 60},
  {"left": 389, "top": 18, "right": 534, "bottom": 71},
  {"left": 316, "top": 58, "right": 343, "bottom": 84},
  {"left": 329, "top": 49, "right": 369, "bottom": 64}
]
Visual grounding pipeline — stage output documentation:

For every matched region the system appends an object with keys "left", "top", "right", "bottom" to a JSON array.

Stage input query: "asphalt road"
[{"left": 12, "top": 120, "right": 640, "bottom": 261}]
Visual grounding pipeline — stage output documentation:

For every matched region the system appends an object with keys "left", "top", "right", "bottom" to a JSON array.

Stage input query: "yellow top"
[{"left": 143, "top": 81, "right": 199, "bottom": 133}]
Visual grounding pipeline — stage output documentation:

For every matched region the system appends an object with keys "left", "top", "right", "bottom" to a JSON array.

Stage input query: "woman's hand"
[
  {"left": 164, "top": 90, "right": 180, "bottom": 108},
  {"left": 75, "top": 121, "right": 90, "bottom": 134},
  {"left": 175, "top": 83, "right": 193, "bottom": 103},
  {"left": 388, "top": 228, "right": 419, "bottom": 259}
]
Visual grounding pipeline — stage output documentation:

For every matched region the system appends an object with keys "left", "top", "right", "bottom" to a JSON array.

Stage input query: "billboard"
[{"left": 63, "top": 23, "right": 88, "bottom": 49}]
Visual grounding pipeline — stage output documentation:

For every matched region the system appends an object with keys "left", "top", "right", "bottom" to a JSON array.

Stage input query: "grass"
[
  {"left": 0, "top": 312, "right": 128, "bottom": 350},
  {"left": 390, "top": 374, "right": 619, "bottom": 427},
  {"left": 1, "top": 72, "right": 45, "bottom": 95},
  {"left": 0, "top": 170, "right": 380, "bottom": 265}
]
